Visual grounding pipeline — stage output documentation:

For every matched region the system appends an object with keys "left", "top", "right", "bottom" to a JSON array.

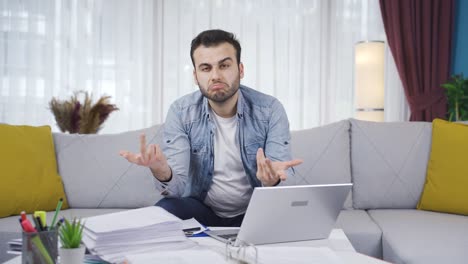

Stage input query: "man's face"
[{"left": 192, "top": 43, "right": 244, "bottom": 103}]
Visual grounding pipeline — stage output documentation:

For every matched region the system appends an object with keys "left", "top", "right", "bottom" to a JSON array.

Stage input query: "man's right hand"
[{"left": 119, "top": 133, "right": 172, "bottom": 182}]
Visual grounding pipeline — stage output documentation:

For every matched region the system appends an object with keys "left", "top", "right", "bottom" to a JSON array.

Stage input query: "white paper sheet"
[
  {"left": 83, "top": 206, "right": 181, "bottom": 233},
  {"left": 123, "top": 245, "right": 344, "bottom": 264},
  {"left": 124, "top": 249, "right": 229, "bottom": 264},
  {"left": 265, "top": 246, "right": 343, "bottom": 264}
]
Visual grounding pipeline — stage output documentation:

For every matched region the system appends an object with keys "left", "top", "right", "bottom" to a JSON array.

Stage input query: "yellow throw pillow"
[
  {"left": 417, "top": 119, "right": 468, "bottom": 215},
  {"left": 0, "top": 124, "right": 68, "bottom": 218}
]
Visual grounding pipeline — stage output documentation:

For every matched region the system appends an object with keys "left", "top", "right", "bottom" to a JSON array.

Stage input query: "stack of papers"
[
  {"left": 82, "top": 206, "right": 196, "bottom": 263},
  {"left": 7, "top": 238, "right": 22, "bottom": 255}
]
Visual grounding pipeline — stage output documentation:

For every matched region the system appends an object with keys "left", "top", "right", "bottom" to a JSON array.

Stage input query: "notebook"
[{"left": 204, "top": 183, "right": 352, "bottom": 246}]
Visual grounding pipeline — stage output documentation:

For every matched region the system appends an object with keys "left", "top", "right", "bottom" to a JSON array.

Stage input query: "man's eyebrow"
[
  {"left": 197, "top": 57, "right": 233, "bottom": 69},
  {"left": 218, "top": 57, "right": 233, "bottom": 64},
  {"left": 197, "top": 63, "right": 211, "bottom": 69}
]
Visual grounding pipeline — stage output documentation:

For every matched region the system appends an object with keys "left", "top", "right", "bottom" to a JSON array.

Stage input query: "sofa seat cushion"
[
  {"left": 290, "top": 120, "right": 352, "bottom": 208},
  {"left": 350, "top": 119, "right": 432, "bottom": 209},
  {"left": 0, "top": 208, "right": 127, "bottom": 233},
  {"left": 368, "top": 209, "right": 468, "bottom": 264},
  {"left": 335, "top": 209, "right": 382, "bottom": 259}
]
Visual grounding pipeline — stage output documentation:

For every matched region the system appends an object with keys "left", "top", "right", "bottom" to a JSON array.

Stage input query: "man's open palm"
[
  {"left": 119, "top": 134, "right": 171, "bottom": 181},
  {"left": 256, "top": 148, "right": 303, "bottom": 186}
]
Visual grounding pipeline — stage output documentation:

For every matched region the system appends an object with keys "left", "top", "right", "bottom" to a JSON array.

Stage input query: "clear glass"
[
  {"left": 22, "top": 229, "right": 58, "bottom": 264},
  {"left": 225, "top": 237, "right": 257, "bottom": 264}
]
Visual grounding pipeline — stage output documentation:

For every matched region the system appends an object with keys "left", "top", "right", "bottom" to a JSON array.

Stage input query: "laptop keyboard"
[{"left": 218, "top": 233, "right": 238, "bottom": 240}]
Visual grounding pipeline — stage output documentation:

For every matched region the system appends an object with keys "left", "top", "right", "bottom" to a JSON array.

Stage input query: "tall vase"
[{"left": 58, "top": 245, "right": 86, "bottom": 264}]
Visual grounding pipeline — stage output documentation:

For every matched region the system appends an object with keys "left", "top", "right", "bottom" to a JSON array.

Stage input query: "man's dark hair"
[{"left": 190, "top": 29, "right": 241, "bottom": 67}]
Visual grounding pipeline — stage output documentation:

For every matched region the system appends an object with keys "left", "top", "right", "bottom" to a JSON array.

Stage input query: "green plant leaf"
[
  {"left": 441, "top": 83, "right": 457, "bottom": 91},
  {"left": 59, "top": 218, "right": 85, "bottom": 249},
  {"left": 442, "top": 73, "right": 468, "bottom": 121}
]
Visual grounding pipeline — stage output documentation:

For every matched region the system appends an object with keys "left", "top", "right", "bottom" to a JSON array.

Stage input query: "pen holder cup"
[{"left": 22, "top": 229, "right": 58, "bottom": 264}]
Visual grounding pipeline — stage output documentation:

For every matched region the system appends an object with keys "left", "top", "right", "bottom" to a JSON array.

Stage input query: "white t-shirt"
[{"left": 204, "top": 110, "right": 253, "bottom": 218}]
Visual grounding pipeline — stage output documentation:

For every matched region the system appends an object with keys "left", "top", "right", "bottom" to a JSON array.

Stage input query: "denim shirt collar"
[{"left": 201, "top": 85, "right": 245, "bottom": 119}]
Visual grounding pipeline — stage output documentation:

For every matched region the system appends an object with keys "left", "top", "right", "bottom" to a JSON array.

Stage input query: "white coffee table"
[
  {"left": 190, "top": 229, "right": 388, "bottom": 264},
  {"left": 3, "top": 229, "right": 389, "bottom": 264}
]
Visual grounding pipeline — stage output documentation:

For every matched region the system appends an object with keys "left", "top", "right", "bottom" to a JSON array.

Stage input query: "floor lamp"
[{"left": 354, "top": 41, "right": 385, "bottom": 122}]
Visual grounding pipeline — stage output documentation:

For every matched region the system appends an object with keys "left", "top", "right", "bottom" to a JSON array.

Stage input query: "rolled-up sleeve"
[
  {"left": 264, "top": 100, "right": 295, "bottom": 184},
  {"left": 153, "top": 103, "right": 190, "bottom": 197}
]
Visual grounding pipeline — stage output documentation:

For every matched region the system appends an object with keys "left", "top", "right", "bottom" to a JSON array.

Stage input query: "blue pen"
[{"left": 56, "top": 218, "right": 65, "bottom": 229}]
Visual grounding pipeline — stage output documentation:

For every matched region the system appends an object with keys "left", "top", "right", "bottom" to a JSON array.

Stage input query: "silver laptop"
[{"left": 204, "top": 183, "right": 352, "bottom": 246}]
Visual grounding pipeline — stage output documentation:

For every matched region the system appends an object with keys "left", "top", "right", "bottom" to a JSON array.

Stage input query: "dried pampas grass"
[{"left": 49, "top": 91, "right": 119, "bottom": 134}]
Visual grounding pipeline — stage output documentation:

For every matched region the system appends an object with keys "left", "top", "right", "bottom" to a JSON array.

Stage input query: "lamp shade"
[{"left": 354, "top": 41, "right": 385, "bottom": 121}]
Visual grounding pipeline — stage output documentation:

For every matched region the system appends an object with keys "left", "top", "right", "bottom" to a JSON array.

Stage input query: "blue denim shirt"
[{"left": 155, "top": 85, "right": 294, "bottom": 200}]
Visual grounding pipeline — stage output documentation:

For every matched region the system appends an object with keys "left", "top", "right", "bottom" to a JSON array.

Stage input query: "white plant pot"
[{"left": 59, "top": 245, "right": 86, "bottom": 264}]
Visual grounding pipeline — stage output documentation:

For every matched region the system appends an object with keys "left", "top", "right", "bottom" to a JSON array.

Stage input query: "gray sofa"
[{"left": 1, "top": 118, "right": 467, "bottom": 263}]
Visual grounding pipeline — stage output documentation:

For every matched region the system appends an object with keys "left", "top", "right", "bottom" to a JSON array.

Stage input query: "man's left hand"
[{"left": 256, "top": 148, "right": 303, "bottom": 186}]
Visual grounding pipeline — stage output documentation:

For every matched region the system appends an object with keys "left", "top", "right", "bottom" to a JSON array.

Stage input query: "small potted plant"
[
  {"left": 49, "top": 90, "right": 119, "bottom": 134},
  {"left": 58, "top": 218, "right": 86, "bottom": 264},
  {"left": 441, "top": 74, "right": 468, "bottom": 121}
]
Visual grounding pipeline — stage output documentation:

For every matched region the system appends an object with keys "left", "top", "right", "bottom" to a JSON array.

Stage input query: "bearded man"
[{"left": 120, "top": 29, "right": 302, "bottom": 227}]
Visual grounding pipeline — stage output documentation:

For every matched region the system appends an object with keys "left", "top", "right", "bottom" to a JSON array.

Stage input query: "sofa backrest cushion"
[
  {"left": 350, "top": 119, "right": 432, "bottom": 209},
  {"left": 417, "top": 119, "right": 468, "bottom": 215},
  {"left": 53, "top": 124, "right": 163, "bottom": 208},
  {"left": 289, "top": 120, "right": 352, "bottom": 209}
]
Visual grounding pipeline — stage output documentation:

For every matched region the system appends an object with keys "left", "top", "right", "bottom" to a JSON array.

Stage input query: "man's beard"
[{"left": 199, "top": 80, "right": 240, "bottom": 103}]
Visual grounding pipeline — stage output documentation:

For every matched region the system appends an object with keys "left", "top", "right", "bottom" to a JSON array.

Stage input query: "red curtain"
[{"left": 379, "top": 0, "right": 454, "bottom": 121}]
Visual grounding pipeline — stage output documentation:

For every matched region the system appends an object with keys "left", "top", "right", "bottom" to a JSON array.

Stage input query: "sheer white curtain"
[
  {"left": 0, "top": 0, "right": 154, "bottom": 133},
  {"left": 1, "top": 0, "right": 408, "bottom": 133},
  {"left": 155, "top": 0, "right": 409, "bottom": 130},
  {"left": 384, "top": 43, "right": 411, "bottom": 122}
]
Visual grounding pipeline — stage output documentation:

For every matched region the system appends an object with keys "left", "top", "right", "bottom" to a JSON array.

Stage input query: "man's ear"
[
  {"left": 239, "top": 63, "right": 244, "bottom": 79},
  {"left": 193, "top": 70, "right": 199, "bottom": 85}
]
